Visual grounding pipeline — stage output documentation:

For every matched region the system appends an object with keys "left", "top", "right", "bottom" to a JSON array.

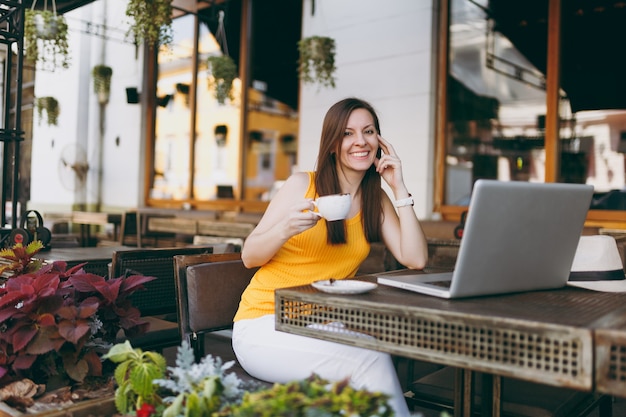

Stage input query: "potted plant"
[
  {"left": 104, "top": 340, "right": 396, "bottom": 417},
  {"left": 207, "top": 55, "right": 238, "bottom": 105},
  {"left": 35, "top": 96, "right": 60, "bottom": 126},
  {"left": 24, "top": 7, "right": 70, "bottom": 70},
  {"left": 217, "top": 374, "right": 394, "bottom": 417},
  {"left": 102, "top": 341, "right": 167, "bottom": 415},
  {"left": 0, "top": 241, "right": 155, "bottom": 393},
  {"left": 125, "top": 0, "right": 173, "bottom": 49},
  {"left": 104, "top": 340, "right": 249, "bottom": 417},
  {"left": 297, "top": 36, "right": 337, "bottom": 89},
  {"left": 91, "top": 64, "right": 113, "bottom": 104}
]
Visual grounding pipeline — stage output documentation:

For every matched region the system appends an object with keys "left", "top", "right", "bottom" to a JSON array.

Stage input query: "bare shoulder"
[{"left": 278, "top": 172, "right": 311, "bottom": 195}]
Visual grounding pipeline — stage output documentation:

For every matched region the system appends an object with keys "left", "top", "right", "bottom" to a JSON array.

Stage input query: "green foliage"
[
  {"left": 297, "top": 36, "right": 337, "bottom": 89},
  {"left": 216, "top": 374, "right": 394, "bottom": 417},
  {"left": 102, "top": 341, "right": 167, "bottom": 414},
  {"left": 91, "top": 65, "right": 113, "bottom": 94},
  {"left": 207, "top": 55, "right": 238, "bottom": 104},
  {"left": 35, "top": 96, "right": 59, "bottom": 126},
  {"left": 154, "top": 340, "right": 245, "bottom": 416},
  {"left": 105, "top": 341, "right": 397, "bottom": 417},
  {"left": 125, "top": 0, "right": 173, "bottom": 49},
  {"left": 24, "top": 9, "right": 70, "bottom": 70},
  {"left": 0, "top": 243, "right": 156, "bottom": 387}
]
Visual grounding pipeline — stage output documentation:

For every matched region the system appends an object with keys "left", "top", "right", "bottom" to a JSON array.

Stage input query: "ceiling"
[
  {"left": 488, "top": 0, "right": 626, "bottom": 113},
  {"left": 26, "top": 0, "right": 99, "bottom": 14}
]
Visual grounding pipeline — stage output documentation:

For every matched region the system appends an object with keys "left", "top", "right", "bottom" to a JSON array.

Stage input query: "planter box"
[{"left": 0, "top": 396, "right": 117, "bottom": 417}]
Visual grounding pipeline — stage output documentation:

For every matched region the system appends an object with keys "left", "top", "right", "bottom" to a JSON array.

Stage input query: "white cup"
[{"left": 313, "top": 194, "right": 351, "bottom": 221}]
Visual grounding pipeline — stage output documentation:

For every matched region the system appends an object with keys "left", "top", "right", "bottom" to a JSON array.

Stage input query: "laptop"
[{"left": 377, "top": 179, "right": 594, "bottom": 298}]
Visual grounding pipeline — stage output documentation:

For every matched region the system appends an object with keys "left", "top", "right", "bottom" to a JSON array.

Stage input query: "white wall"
[
  {"left": 297, "top": 0, "right": 437, "bottom": 219},
  {"left": 29, "top": 0, "right": 143, "bottom": 213}
]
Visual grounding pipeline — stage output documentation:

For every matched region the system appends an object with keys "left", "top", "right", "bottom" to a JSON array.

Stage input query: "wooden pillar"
[
  {"left": 434, "top": 0, "right": 450, "bottom": 211},
  {"left": 544, "top": 0, "right": 562, "bottom": 182}
]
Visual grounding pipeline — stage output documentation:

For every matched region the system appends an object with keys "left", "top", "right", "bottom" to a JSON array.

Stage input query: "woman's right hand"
[
  {"left": 281, "top": 199, "right": 321, "bottom": 239},
  {"left": 242, "top": 172, "right": 317, "bottom": 268}
]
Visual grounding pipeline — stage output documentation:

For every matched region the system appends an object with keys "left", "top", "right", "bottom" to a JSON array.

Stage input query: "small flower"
[{"left": 136, "top": 403, "right": 156, "bottom": 417}]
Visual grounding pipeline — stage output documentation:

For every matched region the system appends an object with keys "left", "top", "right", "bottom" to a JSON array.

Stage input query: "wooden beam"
[
  {"left": 544, "top": 0, "right": 561, "bottom": 182},
  {"left": 433, "top": 0, "right": 450, "bottom": 212}
]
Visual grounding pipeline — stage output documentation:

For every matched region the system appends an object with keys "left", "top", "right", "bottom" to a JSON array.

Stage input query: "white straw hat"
[{"left": 568, "top": 235, "right": 626, "bottom": 292}]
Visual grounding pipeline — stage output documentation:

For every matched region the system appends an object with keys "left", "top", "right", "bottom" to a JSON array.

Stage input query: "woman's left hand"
[{"left": 374, "top": 135, "right": 405, "bottom": 190}]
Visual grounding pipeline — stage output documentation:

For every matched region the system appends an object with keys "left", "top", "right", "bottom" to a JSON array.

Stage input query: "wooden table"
[
  {"left": 34, "top": 245, "right": 132, "bottom": 277},
  {"left": 275, "top": 269, "right": 626, "bottom": 416},
  {"left": 71, "top": 211, "right": 123, "bottom": 246},
  {"left": 595, "top": 312, "right": 626, "bottom": 397}
]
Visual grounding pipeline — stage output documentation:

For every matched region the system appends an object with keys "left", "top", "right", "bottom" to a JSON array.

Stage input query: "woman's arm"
[
  {"left": 375, "top": 136, "right": 428, "bottom": 269},
  {"left": 241, "top": 172, "right": 320, "bottom": 268},
  {"left": 380, "top": 192, "right": 428, "bottom": 269}
]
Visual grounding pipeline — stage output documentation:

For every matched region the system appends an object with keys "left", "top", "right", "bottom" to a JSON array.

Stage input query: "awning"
[{"left": 488, "top": 0, "right": 626, "bottom": 113}]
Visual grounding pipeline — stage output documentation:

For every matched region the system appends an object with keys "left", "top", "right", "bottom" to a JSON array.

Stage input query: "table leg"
[
  {"left": 79, "top": 224, "right": 88, "bottom": 246},
  {"left": 454, "top": 368, "right": 474, "bottom": 417},
  {"left": 136, "top": 212, "right": 143, "bottom": 248},
  {"left": 490, "top": 375, "right": 501, "bottom": 417}
]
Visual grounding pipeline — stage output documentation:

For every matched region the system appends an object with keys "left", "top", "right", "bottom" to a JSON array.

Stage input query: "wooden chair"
[
  {"left": 409, "top": 366, "right": 613, "bottom": 417},
  {"left": 111, "top": 245, "right": 236, "bottom": 352},
  {"left": 173, "top": 252, "right": 270, "bottom": 388},
  {"left": 173, "top": 252, "right": 256, "bottom": 361}
]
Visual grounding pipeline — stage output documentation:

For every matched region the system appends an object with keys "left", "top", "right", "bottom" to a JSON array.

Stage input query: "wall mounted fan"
[{"left": 58, "top": 143, "right": 89, "bottom": 191}]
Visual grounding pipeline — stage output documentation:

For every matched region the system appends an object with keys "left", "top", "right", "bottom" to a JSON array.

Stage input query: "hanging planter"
[
  {"left": 24, "top": 1, "right": 70, "bottom": 70},
  {"left": 91, "top": 64, "right": 113, "bottom": 104},
  {"left": 297, "top": 36, "right": 337, "bottom": 89},
  {"left": 125, "top": 0, "right": 173, "bottom": 49},
  {"left": 35, "top": 96, "right": 60, "bottom": 126},
  {"left": 207, "top": 55, "right": 237, "bottom": 105}
]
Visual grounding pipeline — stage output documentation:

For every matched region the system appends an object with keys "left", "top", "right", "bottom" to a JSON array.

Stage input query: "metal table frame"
[{"left": 275, "top": 269, "right": 626, "bottom": 416}]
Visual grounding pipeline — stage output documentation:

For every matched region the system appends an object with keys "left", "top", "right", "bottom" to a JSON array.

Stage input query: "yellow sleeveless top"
[{"left": 234, "top": 172, "right": 370, "bottom": 321}]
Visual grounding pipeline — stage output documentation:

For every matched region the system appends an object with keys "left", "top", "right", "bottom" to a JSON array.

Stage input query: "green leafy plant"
[
  {"left": 102, "top": 341, "right": 167, "bottom": 415},
  {"left": 125, "top": 0, "right": 173, "bottom": 49},
  {"left": 207, "top": 55, "right": 238, "bottom": 104},
  {"left": 35, "top": 96, "right": 59, "bottom": 126},
  {"left": 24, "top": 9, "right": 70, "bottom": 70},
  {"left": 216, "top": 374, "right": 394, "bottom": 417},
  {"left": 154, "top": 340, "right": 247, "bottom": 417},
  {"left": 0, "top": 242, "right": 155, "bottom": 387},
  {"left": 91, "top": 65, "right": 113, "bottom": 104},
  {"left": 297, "top": 36, "right": 337, "bottom": 89},
  {"left": 105, "top": 340, "right": 397, "bottom": 417}
]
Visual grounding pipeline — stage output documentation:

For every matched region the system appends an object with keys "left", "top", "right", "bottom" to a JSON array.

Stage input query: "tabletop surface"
[
  {"left": 34, "top": 245, "right": 133, "bottom": 261},
  {"left": 275, "top": 268, "right": 626, "bottom": 391}
]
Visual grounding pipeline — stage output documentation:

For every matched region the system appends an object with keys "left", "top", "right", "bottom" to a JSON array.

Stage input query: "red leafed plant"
[{"left": 0, "top": 242, "right": 156, "bottom": 388}]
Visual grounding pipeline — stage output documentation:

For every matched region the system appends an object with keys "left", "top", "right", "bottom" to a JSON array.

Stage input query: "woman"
[{"left": 232, "top": 97, "right": 428, "bottom": 417}]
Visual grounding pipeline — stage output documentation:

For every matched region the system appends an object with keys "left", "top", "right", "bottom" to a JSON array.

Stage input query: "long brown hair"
[{"left": 315, "top": 98, "right": 383, "bottom": 244}]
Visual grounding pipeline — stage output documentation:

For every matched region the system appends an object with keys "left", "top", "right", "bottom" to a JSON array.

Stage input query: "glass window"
[
  {"left": 149, "top": 0, "right": 301, "bottom": 206},
  {"left": 445, "top": 0, "right": 626, "bottom": 213},
  {"left": 152, "top": 7, "right": 244, "bottom": 202}
]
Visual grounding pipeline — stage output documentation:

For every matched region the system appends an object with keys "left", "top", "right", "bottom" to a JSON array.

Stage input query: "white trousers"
[{"left": 232, "top": 314, "right": 410, "bottom": 417}]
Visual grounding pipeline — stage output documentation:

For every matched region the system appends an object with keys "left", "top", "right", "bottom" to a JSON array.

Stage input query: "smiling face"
[{"left": 338, "top": 108, "right": 379, "bottom": 173}]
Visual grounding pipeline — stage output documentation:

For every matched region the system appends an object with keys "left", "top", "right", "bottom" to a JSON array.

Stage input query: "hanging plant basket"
[
  {"left": 126, "top": 0, "right": 173, "bottom": 49},
  {"left": 91, "top": 65, "right": 113, "bottom": 104},
  {"left": 35, "top": 96, "right": 60, "bottom": 126},
  {"left": 207, "top": 55, "right": 238, "bottom": 105},
  {"left": 297, "top": 36, "right": 337, "bottom": 89},
  {"left": 24, "top": 6, "right": 70, "bottom": 70}
]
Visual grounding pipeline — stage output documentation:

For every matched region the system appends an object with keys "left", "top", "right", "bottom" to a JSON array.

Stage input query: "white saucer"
[{"left": 311, "top": 279, "right": 378, "bottom": 294}]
